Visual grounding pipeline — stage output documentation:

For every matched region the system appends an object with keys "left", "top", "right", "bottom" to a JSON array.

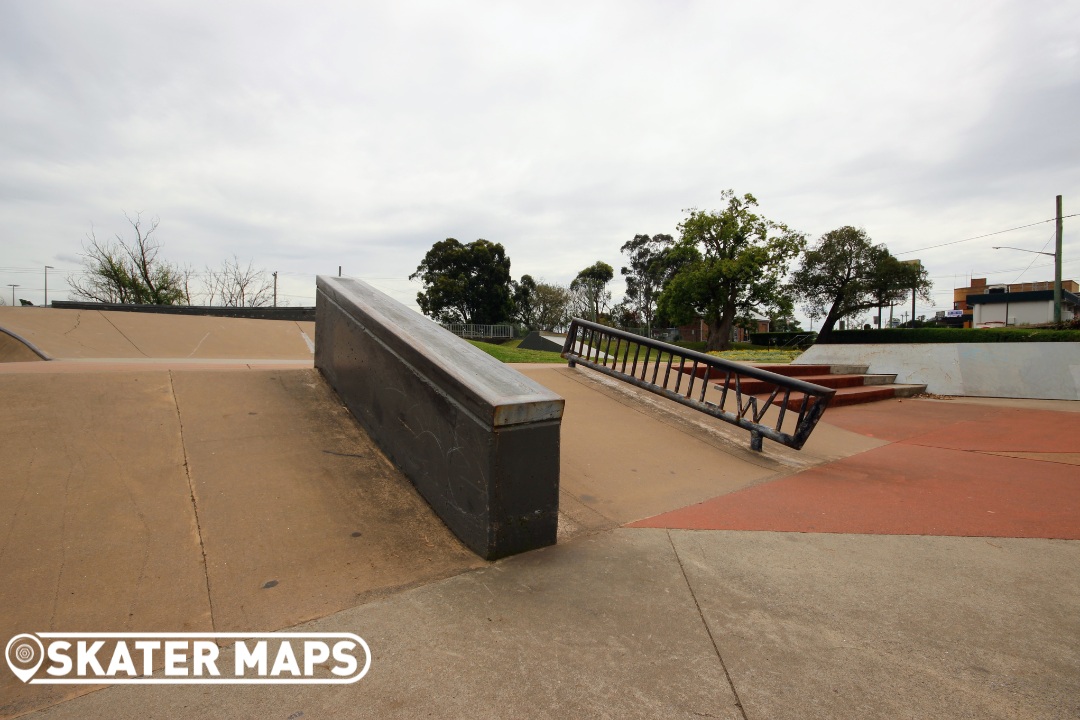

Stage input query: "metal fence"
[
  {"left": 561, "top": 318, "right": 835, "bottom": 451},
  {"left": 443, "top": 323, "right": 515, "bottom": 339}
]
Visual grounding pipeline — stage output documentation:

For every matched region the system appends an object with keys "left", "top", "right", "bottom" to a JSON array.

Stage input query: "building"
[
  {"left": 677, "top": 312, "right": 771, "bottom": 344},
  {"left": 954, "top": 277, "right": 1079, "bottom": 328}
]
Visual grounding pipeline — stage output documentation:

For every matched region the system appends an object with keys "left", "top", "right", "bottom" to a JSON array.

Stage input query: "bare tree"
[
  {"left": 68, "top": 213, "right": 187, "bottom": 304},
  {"left": 205, "top": 256, "right": 274, "bottom": 307}
]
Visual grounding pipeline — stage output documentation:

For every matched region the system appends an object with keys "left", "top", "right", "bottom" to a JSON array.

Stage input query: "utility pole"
[
  {"left": 911, "top": 282, "right": 916, "bottom": 327},
  {"left": 1055, "top": 195, "right": 1063, "bottom": 324},
  {"left": 272, "top": 271, "right": 278, "bottom": 308},
  {"left": 7, "top": 284, "right": 19, "bottom": 306},
  {"left": 901, "top": 259, "right": 922, "bottom": 329},
  {"left": 44, "top": 265, "right": 54, "bottom": 307}
]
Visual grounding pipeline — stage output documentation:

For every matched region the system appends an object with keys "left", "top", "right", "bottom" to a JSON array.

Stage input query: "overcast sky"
[{"left": 2, "top": 0, "right": 1078, "bottom": 324}]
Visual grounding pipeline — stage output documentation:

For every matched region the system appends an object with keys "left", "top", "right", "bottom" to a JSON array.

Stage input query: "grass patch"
[
  {"left": 708, "top": 348, "right": 803, "bottom": 364},
  {"left": 467, "top": 336, "right": 801, "bottom": 365},
  {"left": 467, "top": 338, "right": 565, "bottom": 363}
]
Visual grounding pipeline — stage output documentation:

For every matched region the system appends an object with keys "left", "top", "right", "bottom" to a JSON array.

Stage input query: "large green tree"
[
  {"left": 68, "top": 213, "right": 189, "bottom": 305},
  {"left": 410, "top": 238, "right": 513, "bottom": 325},
  {"left": 620, "top": 233, "right": 698, "bottom": 336},
  {"left": 658, "top": 191, "right": 806, "bottom": 351},
  {"left": 570, "top": 261, "right": 614, "bottom": 323},
  {"left": 789, "top": 226, "right": 931, "bottom": 343}
]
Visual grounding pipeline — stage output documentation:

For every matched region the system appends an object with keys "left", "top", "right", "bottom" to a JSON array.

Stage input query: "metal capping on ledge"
[
  {"left": 561, "top": 318, "right": 834, "bottom": 451},
  {"left": 316, "top": 277, "right": 563, "bottom": 427}
]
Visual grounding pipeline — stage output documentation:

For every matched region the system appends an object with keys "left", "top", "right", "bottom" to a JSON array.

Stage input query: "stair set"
[{"left": 728, "top": 364, "right": 927, "bottom": 409}]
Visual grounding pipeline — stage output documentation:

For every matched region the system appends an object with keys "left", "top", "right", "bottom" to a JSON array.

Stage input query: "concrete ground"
[{"left": 1, "top": 312, "right": 1078, "bottom": 719}]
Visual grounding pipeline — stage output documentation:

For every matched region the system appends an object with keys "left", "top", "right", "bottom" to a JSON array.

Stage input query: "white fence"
[{"left": 443, "top": 323, "right": 515, "bottom": 339}]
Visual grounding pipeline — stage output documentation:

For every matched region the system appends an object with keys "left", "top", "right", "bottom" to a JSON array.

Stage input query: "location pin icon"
[{"left": 5, "top": 634, "right": 45, "bottom": 683}]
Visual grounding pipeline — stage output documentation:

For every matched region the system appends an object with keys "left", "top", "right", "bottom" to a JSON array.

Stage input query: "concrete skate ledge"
[{"left": 315, "top": 276, "right": 563, "bottom": 560}]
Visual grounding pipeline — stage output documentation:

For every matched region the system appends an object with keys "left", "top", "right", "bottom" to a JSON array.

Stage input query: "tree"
[
  {"left": 770, "top": 300, "right": 803, "bottom": 333},
  {"left": 532, "top": 281, "right": 572, "bottom": 332},
  {"left": 570, "top": 261, "right": 614, "bottom": 323},
  {"left": 658, "top": 191, "right": 806, "bottom": 351},
  {"left": 620, "top": 234, "right": 699, "bottom": 336},
  {"left": 68, "top": 213, "right": 188, "bottom": 305},
  {"left": 609, "top": 301, "right": 642, "bottom": 330},
  {"left": 789, "top": 226, "right": 931, "bottom": 343},
  {"left": 410, "top": 238, "right": 513, "bottom": 325},
  {"left": 512, "top": 274, "right": 540, "bottom": 330},
  {"left": 205, "top": 256, "right": 275, "bottom": 307}
]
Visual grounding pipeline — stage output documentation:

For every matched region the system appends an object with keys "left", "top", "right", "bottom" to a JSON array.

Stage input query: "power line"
[
  {"left": 898, "top": 213, "right": 1079, "bottom": 255},
  {"left": 1013, "top": 228, "right": 1057, "bottom": 283},
  {"left": 929, "top": 258, "right": 1080, "bottom": 280}
]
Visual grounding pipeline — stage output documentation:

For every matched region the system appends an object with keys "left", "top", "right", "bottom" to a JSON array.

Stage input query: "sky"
[{"left": 1, "top": 0, "right": 1078, "bottom": 326}]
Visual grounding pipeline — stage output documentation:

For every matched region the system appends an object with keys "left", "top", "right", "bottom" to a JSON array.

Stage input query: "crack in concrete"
[
  {"left": 99, "top": 311, "right": 149, "bottom": 357},
  {"left": 187, "top": 331, "right": 211, "bottom": 358},
  {"left": 668, "top": 530, "right": 749, "bottom": 720},
  {"left": 62, "top": 311, "right": 82, "bottom": 336},
  {"left": 49, "top": 467, "right": 74, "bottom": 632},
  {"left": 169, "top": 370, "right": 217, "bottom": 632}
]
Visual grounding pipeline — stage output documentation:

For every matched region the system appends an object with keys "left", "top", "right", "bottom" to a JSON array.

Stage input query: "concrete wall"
[
  {"left": 315, "top": 276, "right": 564, "bottom": 560},
  {"left": 796, "top": 343, "right": 1080, "bottom": 400}
]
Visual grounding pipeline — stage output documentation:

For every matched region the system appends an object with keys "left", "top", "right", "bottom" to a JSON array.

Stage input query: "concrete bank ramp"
[
  {"left": 0, "top": 327, "right": 46, "bottom": 362},
  {"left": 0, "top": 307, "right": 315, "bottom": 360},
  {"left": 0, "top": 368, "right": 482, "bottom": 717},
  {"left": 516, "top": 363, "right": 885, "bottom": 536}
]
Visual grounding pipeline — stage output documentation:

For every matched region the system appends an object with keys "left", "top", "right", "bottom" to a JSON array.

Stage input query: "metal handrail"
[
  {"left": 781, "top": 332, "right": 816, "bottom": 348},
  {"left": 561, "top": 318, "right": 835, "bottom": 451}
]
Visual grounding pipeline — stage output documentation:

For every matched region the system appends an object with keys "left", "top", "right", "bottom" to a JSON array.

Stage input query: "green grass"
[
  {"left": 467, "top": 338, "right": 565, "bottom": 363},
  {"left": 708, "top": 348, "right": 803, "bottom": 364},
  {"left": 468, "top": 336, "right": 802, "bottom": 366}
]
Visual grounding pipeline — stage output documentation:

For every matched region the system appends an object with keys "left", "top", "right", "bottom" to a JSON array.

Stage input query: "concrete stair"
[{"left": 717, "top": 364, "right": 927, "bottom": 409}]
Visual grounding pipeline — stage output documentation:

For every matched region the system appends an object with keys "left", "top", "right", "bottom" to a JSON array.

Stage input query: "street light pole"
[
  {"left": 45, "top": 265, "right": 54, "bottom": 307},
  {"left": 273, "top": 271, "right": 278, "bottom": 308},
  {"left": 992, "top": 241, "right": 1062, "bottom": 323},
  {"left": 1055, "top": 195, "right": 1063, "bottom": 324}
]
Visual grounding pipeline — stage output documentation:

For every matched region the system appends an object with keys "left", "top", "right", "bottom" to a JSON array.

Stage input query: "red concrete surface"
[
  {"left": 631, "top": 400, "right": 1080, "bottom": 539},
  {"left": 814, "top": 398, "right": 1080, "bottom": 443}
]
